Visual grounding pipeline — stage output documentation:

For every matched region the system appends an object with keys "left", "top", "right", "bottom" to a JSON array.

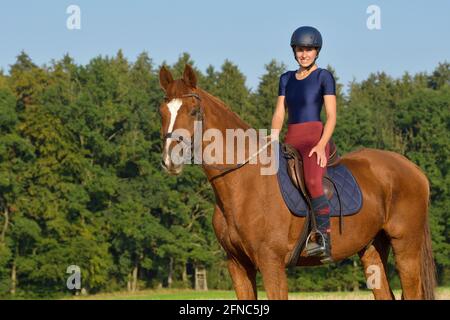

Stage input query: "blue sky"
[{"left": 0, "top": 0, "right": 449, "bottom": 93}]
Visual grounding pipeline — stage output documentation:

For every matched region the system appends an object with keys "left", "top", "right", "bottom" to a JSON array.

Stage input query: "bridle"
[{"left": 162, "top": 92, "right": 274, "bottom": 177}]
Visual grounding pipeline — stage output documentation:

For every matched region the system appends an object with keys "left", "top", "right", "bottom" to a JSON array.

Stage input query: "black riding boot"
[{"left": 305, "top": 194, "right": 333, "bottom": 263}]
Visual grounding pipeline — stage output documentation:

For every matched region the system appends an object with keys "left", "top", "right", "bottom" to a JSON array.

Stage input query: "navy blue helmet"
[{"left": 290, "top": 26, "right": 322, "bottom": 53}]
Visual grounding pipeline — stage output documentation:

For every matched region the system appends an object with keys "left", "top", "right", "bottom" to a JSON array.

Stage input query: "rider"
[{"left": 271, "top": 26, "right": 337, "bottom": 262}]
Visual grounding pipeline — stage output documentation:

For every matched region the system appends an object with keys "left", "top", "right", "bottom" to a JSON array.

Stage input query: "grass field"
[{"left": 69, "top": 287, "right": 450, "bottom": 300}]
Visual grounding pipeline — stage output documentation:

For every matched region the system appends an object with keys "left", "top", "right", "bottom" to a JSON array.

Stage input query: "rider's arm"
[{"left": 271, "top": 96, "right": 286, "bottom": 140}]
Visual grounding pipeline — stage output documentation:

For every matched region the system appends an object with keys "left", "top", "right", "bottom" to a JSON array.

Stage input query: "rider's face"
[{"left": 294, "top": 46, "right": 318, "bottom": 67}]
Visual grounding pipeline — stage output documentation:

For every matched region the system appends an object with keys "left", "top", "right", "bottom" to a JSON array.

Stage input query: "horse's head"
[{"left": 159, "top": 64, "right": 202, "bottom": 175}]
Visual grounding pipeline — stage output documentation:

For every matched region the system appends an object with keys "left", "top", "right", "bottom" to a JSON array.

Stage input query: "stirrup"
[
  {"left": 305, "top": 231, "right": 334, "bottom": 264},
  {"left": 305, "top": 230, "right": 327, "bottom": 257}
]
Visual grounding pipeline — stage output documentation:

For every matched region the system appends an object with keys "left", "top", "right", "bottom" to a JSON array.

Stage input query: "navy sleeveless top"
[{"left": 278, "top": 68, "right": 336, "bottom": 124}]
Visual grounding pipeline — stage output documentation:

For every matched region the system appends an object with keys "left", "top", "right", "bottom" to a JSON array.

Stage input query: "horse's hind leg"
[
  {"left": 389, "top": 235, "right": 424, "bottom": 299},
  {"left": 227, "top": 257, "right": 258, "bottom": 300},
  {"left": 385, "top": 198, "right": 433, "bottom": 299},
  {"left": 358, "top": 231, "right": 395, "bottom": 300}
]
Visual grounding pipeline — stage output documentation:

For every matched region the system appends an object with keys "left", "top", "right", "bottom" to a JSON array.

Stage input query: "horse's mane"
[{"left": 197, "top": 88, "right": 252, "bottom": 130}]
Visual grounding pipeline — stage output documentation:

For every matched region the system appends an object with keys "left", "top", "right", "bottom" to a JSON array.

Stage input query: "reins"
[{"left": 163, "top": 92, "right": 275, "bottom": 178}]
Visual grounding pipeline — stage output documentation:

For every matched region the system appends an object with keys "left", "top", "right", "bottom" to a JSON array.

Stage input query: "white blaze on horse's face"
[
  {"left": 167, "top": 98, "right": 183, "bottom": 135},
  {"left": 162, "top": 98, "right": 183, "bottom": 173}
]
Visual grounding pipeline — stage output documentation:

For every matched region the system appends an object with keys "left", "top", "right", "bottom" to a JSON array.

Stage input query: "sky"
[{"left": 0, "top": 0, "right": 449, "bottom": 94}]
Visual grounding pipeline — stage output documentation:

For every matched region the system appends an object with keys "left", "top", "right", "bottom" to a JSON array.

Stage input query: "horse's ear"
[
  {"left": 159, "top": 65, "right": 173, "bottom": 93},
  {"left": 183, "top": 64, "right": 197, "bottom": 88}
]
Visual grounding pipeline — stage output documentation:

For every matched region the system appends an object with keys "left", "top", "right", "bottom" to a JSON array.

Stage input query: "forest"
[{"left": 0, "top": 50, "right": 448, "bottom": 298}]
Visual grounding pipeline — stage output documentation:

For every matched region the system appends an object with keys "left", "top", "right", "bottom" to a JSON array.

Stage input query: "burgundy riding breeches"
[{"left": 284, "top": 121, "right": 330, "bottom": 199}]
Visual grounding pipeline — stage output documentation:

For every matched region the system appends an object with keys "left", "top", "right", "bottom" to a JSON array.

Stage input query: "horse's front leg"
[
  {"left": 258, "top": 248, "right": 289, "bottom": 300},
  {"left": 212, "top": 205, "right": 258, "bottom": 300},
  {"left": 227, "top": 257, "right": 258, "bottom": 300}
]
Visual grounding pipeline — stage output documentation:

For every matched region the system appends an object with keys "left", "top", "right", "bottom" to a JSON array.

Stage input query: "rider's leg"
[
  {"left": 285, "top": 122, "right": 332, "bottom": 261},
  {"left": 302, "top": 141, "right": 333, "bottom": 261}
]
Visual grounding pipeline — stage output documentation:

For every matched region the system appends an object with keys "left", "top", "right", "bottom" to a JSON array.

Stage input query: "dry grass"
[{"left": 68, "top": 287, "right": 450, "bottom": 300}]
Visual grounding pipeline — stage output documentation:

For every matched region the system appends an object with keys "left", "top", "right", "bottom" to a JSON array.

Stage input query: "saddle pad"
[{"left": 276, "top": 142, "right": 363, "bottom": 217}]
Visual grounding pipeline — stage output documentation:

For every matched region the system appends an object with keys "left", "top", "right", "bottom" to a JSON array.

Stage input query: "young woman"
[{"left": 271, "top": 26, "right": 337, "bottom": 262}]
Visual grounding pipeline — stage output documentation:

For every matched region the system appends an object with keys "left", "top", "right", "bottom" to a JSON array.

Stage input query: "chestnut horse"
[{"left": 158, "top": 64, "right": 436, "bottom": 300}]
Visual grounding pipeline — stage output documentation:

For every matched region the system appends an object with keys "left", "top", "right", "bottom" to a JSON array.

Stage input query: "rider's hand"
[{"left": 309, "top": 143, "right": 327, "bottom": 168}]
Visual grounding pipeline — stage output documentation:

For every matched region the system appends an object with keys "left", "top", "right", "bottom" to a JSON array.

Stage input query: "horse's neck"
[
  {"left": 197, "top": 89, "right": 265, "bottom": 188},
  {"left": 198, "top": 92, "right": 269, "bottom": 226},
  {"left": 199, "top": 90, "right": 251, "bottom": 132}
]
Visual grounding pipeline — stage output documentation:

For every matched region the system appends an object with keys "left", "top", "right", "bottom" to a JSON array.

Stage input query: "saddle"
[{"left": 282, "top": 139, "right": 340, "bottom": 204}]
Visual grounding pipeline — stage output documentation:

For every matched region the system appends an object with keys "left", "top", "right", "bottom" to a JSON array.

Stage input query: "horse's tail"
[{"left": 420, "top": 192, "right": 437, "bottom": 300}]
